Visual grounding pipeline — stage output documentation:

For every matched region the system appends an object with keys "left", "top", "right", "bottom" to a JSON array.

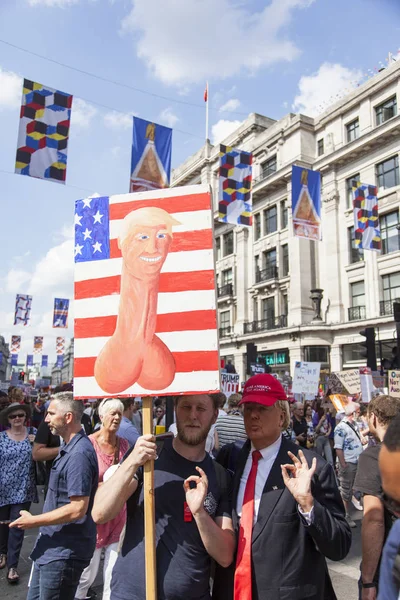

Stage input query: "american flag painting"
[{"left": 74, "top": 185, "right": 220, "bottom": 399}]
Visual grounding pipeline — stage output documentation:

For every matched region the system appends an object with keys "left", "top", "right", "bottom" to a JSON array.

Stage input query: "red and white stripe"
[{"left": 74, "top": 184, "right": 220, "bottom": 399}]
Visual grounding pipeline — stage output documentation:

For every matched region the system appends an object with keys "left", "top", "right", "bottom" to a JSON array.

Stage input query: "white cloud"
[
  {"left": 28, "top": 238, "right": 74, "bottom": 296},
  {"left": 211, "top": 119, "right": 242, "bottom": 145},
  {"left": 71, "top": 98, "right": 97, "bottom": 129},
  {"left": 121, "top": 0, "right": 316, "bottom": 85},
  {"left": 27, "top": 0, "right": 80, "bottom": 6},
  {"left": 0, "top": 67, "right": 22, "bottom": 110},
  {"left": 104, "top": 111, "right": 134, "bottom": 130},
  {"left": 219, "top": 98, "right": 241, "bottom": 113},
  {"left": 4, "top": 269, "right": 31, "bottom": 293},
  {"left": 159, "top": 107, "right": 179, "bottom": 127},
  {"left": 292, "top": 62, "right": 363, "bottom": 117}
]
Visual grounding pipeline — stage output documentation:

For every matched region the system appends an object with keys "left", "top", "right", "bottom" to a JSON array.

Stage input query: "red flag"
[{"left": 204, "top": 84, "right": 208, "bottom": 102}]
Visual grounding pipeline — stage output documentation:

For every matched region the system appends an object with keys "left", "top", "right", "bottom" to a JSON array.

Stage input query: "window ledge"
[
  {"left": 345, "top": 261, "right": 365, "bottom": 273},
  {"left": 377, "top": 250, "right": 400, "bottom": 264}
]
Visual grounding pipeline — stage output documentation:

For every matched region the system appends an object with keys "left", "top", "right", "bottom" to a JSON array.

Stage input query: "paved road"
[{"left": 0, "top": 488, "right": 362, "bottom": 600}]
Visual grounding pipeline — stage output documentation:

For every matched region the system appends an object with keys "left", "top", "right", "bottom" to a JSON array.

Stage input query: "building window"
[
  {"left": 263, "top": 248, "right": 277, "bottom": 270},
  {"left": 223, "top": 231, "right": 234, "bottom": 256},
  {"left": 342, "top": 343, "right": 366, "bottom": 363},
  {"left": 254, "top": 255, "right": 260, "bottom": 280},
  {"left": 261, "top": 156, "right": 277, "bottom": 179},
  {"left": 348, "top": 226, "right": 364, "bottom": 263},
  {"left": 222, "top": 268, "right": 233, "bottom": 285},
  {"left": 254, "top": 213, "right": 261, "bottom": 241},
  {"left": 219, "top": 310, "right": 231, "bottom": 336},
  {"left": 253, "top": 297, "right": 258, "bottom": 321},
  {"left": 216, "top": 237, "right": 221, "bottom": 261},
  {"left": 317, "top": 139, "right": 324, "bottom": 156},
  {"left": 382, "top": 272, "right": 400, "bottom": 304},
  {"left": 263, "top": 205, "right": 277, "bottom": 235},
  {"left": 304, "top": 346, "right": 329, "bottom": 363},
  {"left": 375, "top": 96, "right": 397, "bottom": 125},
  {"left": 281, "top": 244, "right": 289, "bottom": 277},
  {"left": 282, "top": 293, "right": 288, "bottom": 316},
  {"left": 262, "top": 297, "right": 275, "bottom": 321},
  {"left": 280, "top": 200, "right": 288, "bottom": 229},
  {"left": 346, "top": 173, "right": 360, "bottom": 209},
  {"left": 380, "top": 211, "right": 400, "bottom": 254},
  {"left": 346, "top": 119, "right": 359, "bottom": 142},
  {"left": 376, "top": 156, "right": 399, "bottom": 190},
  {"left": 349, "top": 281, "right": 366, "bottom": 320}
]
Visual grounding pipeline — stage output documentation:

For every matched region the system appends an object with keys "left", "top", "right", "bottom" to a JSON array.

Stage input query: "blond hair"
[
  {"left": 118, "top": 207, "right": 181, "bottom": 248},
  {"left": 277, "top": 400, "right": 291, "bottom": 429}
]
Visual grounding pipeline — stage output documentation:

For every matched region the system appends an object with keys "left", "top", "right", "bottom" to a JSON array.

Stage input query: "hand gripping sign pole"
[{"left": 142, "top": 396, "right": 157, "bottom": 600}]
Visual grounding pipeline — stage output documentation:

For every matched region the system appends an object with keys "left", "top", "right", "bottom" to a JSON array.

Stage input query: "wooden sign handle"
[{"left": 142, "top": 396, "right": 157, "bottom": 600}]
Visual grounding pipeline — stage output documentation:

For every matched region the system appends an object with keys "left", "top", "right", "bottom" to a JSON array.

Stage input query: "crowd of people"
[{"left": 0, "top": 377, "right": 399, "bottom": 599}]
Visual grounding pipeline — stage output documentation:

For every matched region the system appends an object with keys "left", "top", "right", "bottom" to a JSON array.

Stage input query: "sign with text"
[
  {"left": 221, "top": 373, "right": 240, "bottom": 398},
  {"left": 292, "top": 362, "right": 321, "bottom": 396},
  {"left": 389, "top": 371, "right": 400, "bottom": 398},
  {"left": 335, "top": 370, "right": 361, "bottom": 394},
  {"left": 250, "top": 363, "right": 266, "bottom": 375}
]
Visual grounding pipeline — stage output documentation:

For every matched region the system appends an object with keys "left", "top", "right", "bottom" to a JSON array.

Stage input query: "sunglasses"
[
  {"left": 9, "top": 413, "right": 26, "bottom": 420},
  {"left": 382, "top": 492, "right": 400, "bottom": 516}
]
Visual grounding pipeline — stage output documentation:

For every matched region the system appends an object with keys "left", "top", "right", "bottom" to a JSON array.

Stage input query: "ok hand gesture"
[
  {"left": 281, "top": 450, "right": 316, "bottom": 513},
  {"left": 183, "top": 467, "right": 208, "bottom": 517}
]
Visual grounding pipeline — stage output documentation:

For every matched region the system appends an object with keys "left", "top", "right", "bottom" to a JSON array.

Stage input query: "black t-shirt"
[
  {"left": 111, "top": 442, "right": 232, "bottom": 600},
  {"left": 34, "top": 420, "right": 61, "bottom": 474},
  {"left": 354, "top": 444, "right": 398, "bottom": 581},
  {"left": 292, "top": 417, "right": 308, "bottom": 448}
]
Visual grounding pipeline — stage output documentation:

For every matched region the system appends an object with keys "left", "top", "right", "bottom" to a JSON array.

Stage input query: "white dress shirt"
[{"left": 236, "top": 435, "right": 282, "bottom": 525}]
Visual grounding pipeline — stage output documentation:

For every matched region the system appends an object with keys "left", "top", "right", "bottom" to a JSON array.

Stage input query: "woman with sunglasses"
[{"left": 0, "top": 402, "right": 38, "bottom": 584}]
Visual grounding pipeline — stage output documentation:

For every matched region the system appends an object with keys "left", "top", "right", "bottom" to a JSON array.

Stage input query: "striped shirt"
[{"left": 216, "top": 412, "right": 248, "bottom": 448}]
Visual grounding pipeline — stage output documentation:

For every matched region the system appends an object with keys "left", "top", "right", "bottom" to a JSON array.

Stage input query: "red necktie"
[{"left": 234, "top": 450, "right": 262, "bottom": 600}]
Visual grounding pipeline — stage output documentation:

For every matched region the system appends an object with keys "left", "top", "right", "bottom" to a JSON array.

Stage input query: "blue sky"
[{"left": 0, "top": 0, "right": 399, "bottom": 363}]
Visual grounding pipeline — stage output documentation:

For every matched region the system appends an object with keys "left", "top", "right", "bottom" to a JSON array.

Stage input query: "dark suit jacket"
[{"left": 213, "top": 436, "right": 351, "bottom": 600}]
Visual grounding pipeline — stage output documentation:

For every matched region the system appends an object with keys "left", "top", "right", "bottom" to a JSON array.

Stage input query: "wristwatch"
[{"left": 361, "top": 582, "right": 377, "bottom": 588}]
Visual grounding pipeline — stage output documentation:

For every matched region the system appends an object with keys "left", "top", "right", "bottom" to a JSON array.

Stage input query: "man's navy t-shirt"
[
  {"left": 30, "top": 430, "right": 98, "bottom": 565},
  {"left": 111, "top": 442, "right": 232, "bottom": 600}
]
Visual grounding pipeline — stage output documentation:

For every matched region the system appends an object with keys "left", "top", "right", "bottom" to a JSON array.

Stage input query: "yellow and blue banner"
[
  {"left": 129, "top": 117, "right": 172, "bottom": 193},
  {"left": 292, "top": 166, "right": 321, "bottom": 241}
]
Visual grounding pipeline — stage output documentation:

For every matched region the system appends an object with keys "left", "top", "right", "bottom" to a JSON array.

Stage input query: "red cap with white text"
[{"left": 239, "top": 373, "right": 288, "bottom": 407}]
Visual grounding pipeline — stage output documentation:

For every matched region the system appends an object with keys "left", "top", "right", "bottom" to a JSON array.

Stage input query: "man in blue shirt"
[
  {"left": 378, "top": 413, "right": 400, "bottom": 600},
  {"left": 118, "top": 397, "right": 140, "bottom": 446},
  {"left": 10, "top": 392, "right": 98, "bottom": 600}
]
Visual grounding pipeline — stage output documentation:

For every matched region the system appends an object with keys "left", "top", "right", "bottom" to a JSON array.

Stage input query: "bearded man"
[{"left": 92, "top": 394, "right": 234, "bottom": 600}]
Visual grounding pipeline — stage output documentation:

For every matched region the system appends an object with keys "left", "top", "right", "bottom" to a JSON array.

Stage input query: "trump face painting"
[{"left": 94, "top": 207, "right": 181, "bottom": 393}]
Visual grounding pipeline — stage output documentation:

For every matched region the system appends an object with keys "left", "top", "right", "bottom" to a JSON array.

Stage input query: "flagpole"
[{"left": 205, "top": 81, "right": 209, "bottom": 142}]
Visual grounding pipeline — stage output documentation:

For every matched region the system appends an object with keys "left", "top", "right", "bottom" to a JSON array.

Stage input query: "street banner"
[
  {"left": 218, "top": 145, "right": 252, "bottom": 226},
  {"left": 53, "top": 298, "right": 69, "bottom": 328},
  {"left": 56, "top": 337, "right": 65, "bottom": 355},
  {"left": 15, "top": 79, "right": 72, "bottom": 184},
  {"left": 11, "top": 354, "right": 18, "bottom": 366},
  {"left": 292, "top": 361, "right": 321, "bottom": 396},
  {"left": 352, "top": 181, "right": 381, "bottom": 251},
  {"left": 221, "top": 373, "right": 240, "bottom": 398},
  {"left": 291, "top": 166, "right": 321, "bottom": 241},
  {"left": 56, "top": 355, "right": 64, "bottom": 368},
  {"left": 129, "top": 117, "right": 172, "bottom": 193},
  {"left": 41, "top": 355, "right": 48, "bottom": 368},
  {"left": 11, "top": 335, "right": 21, "bottom": 353},
  {"left": 335, "top": 369, "right": 361, "bottom": 394},
  {"left": 33, "top": 336, "right": 43, "bottom": 354},
  {"left": 74, "top": 184, "right": 220, "bottom": 399},
  {"left": 14, "top": 294, "right": 32, "bottom": 326},
  {"left": 27, "top": 354, "right": 33, "bottom": 366},
  {"left": 389, "top": 370, "right": 400, "bottom": 398},
  {"left": 329, "top": 394, "right": 348, "bottom": 413},
  {"left": 359, "top": 366, "right": 374, "bottom": 403}
]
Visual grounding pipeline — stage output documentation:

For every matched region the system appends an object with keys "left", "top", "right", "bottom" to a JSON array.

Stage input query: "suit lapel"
[
  {"left": 252, "top": 437, "right": 292, "bottom": 544},
  {"left": 232, "top": 440, "right": 251, "bottom": 530}
]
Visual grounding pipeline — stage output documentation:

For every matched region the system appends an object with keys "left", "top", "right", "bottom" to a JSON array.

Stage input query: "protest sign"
[
  {"left": 292, "top": 362, "right": 321, "bottom": 396},
  {"left": 389, "top": 371, "right": 400, "bottom": 398},
  {"left": 359, "top": 367, "right": 374, "bottom": 403},
  {"left": 329, "top": 394, "right": 348, "bottom": 413},
  {"left": 335, "top": 370, "right": 361, "bottom": 394},
  {"left": 221, "top": 373, "right": 240, "bottom": 398}
]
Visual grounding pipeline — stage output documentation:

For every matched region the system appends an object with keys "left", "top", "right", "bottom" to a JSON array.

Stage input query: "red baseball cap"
[{"left": 239, "top": 374, "right": 288, "bottom": 407}]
